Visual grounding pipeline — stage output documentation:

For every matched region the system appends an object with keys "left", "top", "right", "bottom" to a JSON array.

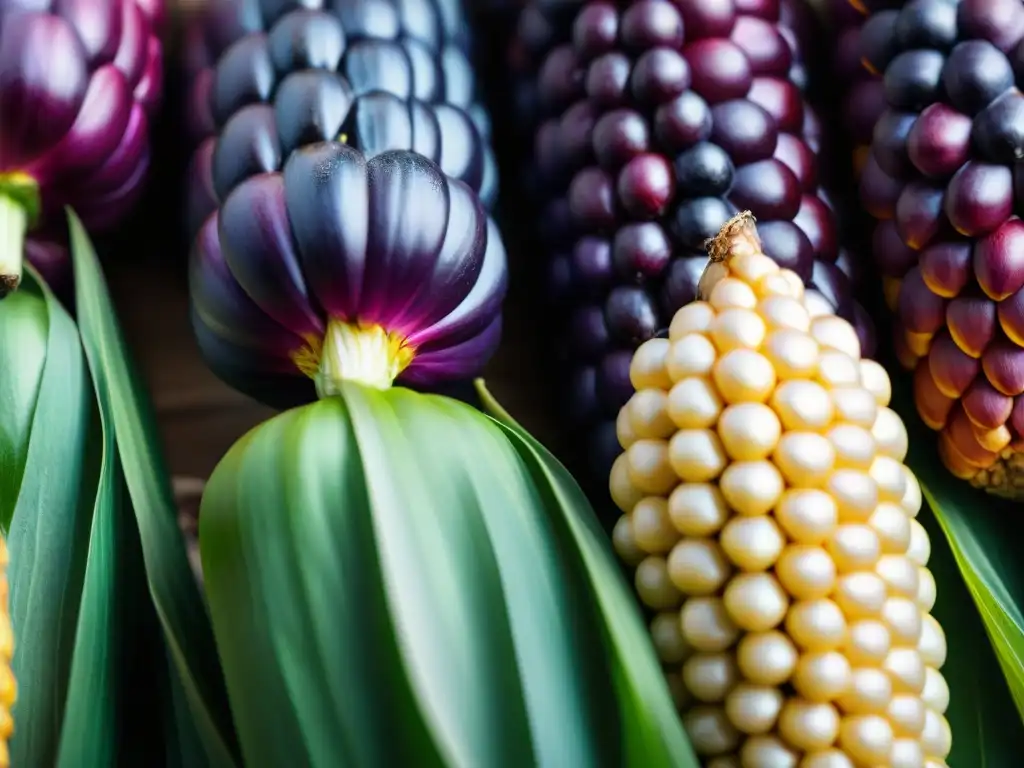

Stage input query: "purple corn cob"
[
  {"left": 182, "top": 0, "right": 494, "bottom": 243},
  {"left": 855, "top": 0, "right": 1024, "bottom": 497},
  {"left": 0, "top": 0, "right": 164, "bottom": 294},
  {"left": 515, "top": 0, "right": 876, "bottom": 493}
]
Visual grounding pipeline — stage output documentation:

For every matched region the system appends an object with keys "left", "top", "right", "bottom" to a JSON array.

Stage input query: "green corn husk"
[
  {"left": 0, "top": 213, "right": 239, "bottom": 767},
  {"left": 199, "top": 379, "right": 697, "bottom": 768}
]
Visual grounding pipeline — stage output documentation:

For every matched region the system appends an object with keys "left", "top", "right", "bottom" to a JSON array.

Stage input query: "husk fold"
[{"left": 199, "top": 382, "right": 697, "bottom": 768}]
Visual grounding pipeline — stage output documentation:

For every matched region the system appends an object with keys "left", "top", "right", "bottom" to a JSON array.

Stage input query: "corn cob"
[
  {"left": 183, "top": 0, "right": 496, "bottom": 241},
  {"left": 0, "top": 0, "right": 164, "bottom": 294},
  {"left": 611, "top": 212, "right": 951, "bottom": 767},
  {"left": 514, "top": 0, "right": 875, "bottom": 501},
  {"left": 0, "top": 535, "right": 14, "bottom": 768},
  {"left": 853, "top": 0, "right": 1024, "bottom": 496}
]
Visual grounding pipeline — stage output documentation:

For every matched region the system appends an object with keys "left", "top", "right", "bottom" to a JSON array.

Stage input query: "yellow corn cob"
[
  {"left": 0, "top": 535, "right": 14, "bottom": 768},
  {"left": 610, "top": 213, "right": 950, "bottom": 767}
]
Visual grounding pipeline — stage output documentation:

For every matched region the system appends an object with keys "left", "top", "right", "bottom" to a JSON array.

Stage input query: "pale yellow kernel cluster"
[
  {"left": 0, "top": 536, "right": 14, "bottom": 768},
  {"left": 610, "top": 232, "right": 950, "bottom": 768}
]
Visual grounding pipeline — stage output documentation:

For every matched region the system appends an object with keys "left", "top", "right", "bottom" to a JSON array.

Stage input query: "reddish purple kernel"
[
  {"left": 906, "top": 103, "right": 972, "bottom": 178},
  {"left": 958, "top": 0, "right": 1024, "bottom": 53},
  {"left": 747, "top": 77, "right": 804, "bottom": 134},
  {"left": 735, "top": 0, "right": 781, "bottom": 20},
  {"left": 592, "top": 109, "right": 650, "bottom": 169},
  {"left": 947, "top": 295, "right": 997, "bottom": 358},
  {"left": 919, "top": 241, "right": 973, "bottom": 298},
  {"left": 631, "top": 47, "right": 691, "bottom": 105},
  {"left": 617, "top": 153, "right": 675, "bottom": 219},
  {"left": 794, "top": 195, "right": 838, "bottom": 262},
  {"left": 998, "top": 287, "right": 1024, "bottom": 346},
  {"left": 678, "top": 0, "right": 738, "bottom": 39},
  {"left": 962, "top": 377, "right": 1014, "bottom": 429},
  {"left": 654, "top": 91, "right": 713, "bottom": 151},
  {"left": 620, "top": 0, "right": 685, "bottom": 51},
  {"left": 944, "top": 161, "right": 1014, "bottom": 236},
  {"left": 558, "top": 101, "right": 599, "bottom": 169},
  {"left": 982, "top": 337, "right": 1024, "bottom": 396},
  {"left": 895, "top": 181, "right": 947, "bottom": 250},
  {"left": 860, "top": 153, "right": 905, "bottom": 220},
  {"left": 728, "top": 158, "right": 800, "bottom": 220},
  {"left": 928, "top": 332, "right": 980, "bottom": 398},
  {"left": 684, "top": 39, "right": 753, "bottom": 103},
  {"left": 973, "top": 217, "right": 1024, "bottom": 300},
  {"left": 569, "top": 166, "right": 617, "bottom": 229},
  {"left": 898, "top": 267, "right": 948, "bottom": 335},
  {"left": 729, "top": 16, "right": 792, "bottom": 76},
  {"left": 873, "top": 219, "right": 919, "bottom": 278},
  {"left": 572, "top": 2, "right": 619, "bottom": 61},
  {"left": 539, "top": 46, "right": 584, "bottom": 110},
  {"left": 586, "top": 52, "right": 631, "bottom": 107},
  {"left": 773, "top": 133, "right": 817, "bottom": 192}
]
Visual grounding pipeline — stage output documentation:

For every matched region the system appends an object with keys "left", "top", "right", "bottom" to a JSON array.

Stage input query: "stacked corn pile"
[
  {"left": 513, "top": 0, "right": 875, "bottom": 506},
  {"left": 855, "top": 0, "right": 1024, "bottom": 495},
  {"left": 612, "top": 213, "right": 952, "bottom": 767}
]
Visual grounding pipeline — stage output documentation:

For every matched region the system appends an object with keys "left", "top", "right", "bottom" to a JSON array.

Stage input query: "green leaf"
[
  {"left": 4, "top": 269, "right": 97, "bottom": 766},
  {"left": 201, "top": 384, "right": 690, "bottom": 767},
  {"left": 891, "top": 373, "right": 1024, "bottom": 728},
  {"left": 475, "top": 380, "right": 698, "bottom": 768},
  {"left": 919, "top": 497, "right": 1024, "bottom": 765},
  {"left": 67, "top": 210, "right": 239, "bottom": 766}
]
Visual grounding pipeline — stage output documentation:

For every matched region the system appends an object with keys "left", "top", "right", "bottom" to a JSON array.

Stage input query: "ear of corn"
[
  {"left": 199, "top": 382, "right": 696, "bottom": 767},
  {"left": 611, "top": 213, "right": 952, "bottom": 766}
]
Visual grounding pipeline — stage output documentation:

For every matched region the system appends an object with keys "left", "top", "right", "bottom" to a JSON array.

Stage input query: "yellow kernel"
[
  {"left": 761, "top": 330, "right": 821, "bottom": 381},
  {"left": 870, "top": 455, "right": 908, "bottom": 502},
  {"left": 838, "top": 715, "right": 894, "bottom": 765},
  {"left": 709, "top": 276, "right": 758, "bottom": 310},
  {"left": 774, "top": 432, "right": 836, "bottom": 488},
  {"left": 634, "top": 556, "right": 683, "bottom": 609},
  {"left": 728, "top": 252, "right": 781, "bottom": 284},
  {"left": 816, "top": 350, "right": 862, "bottom": 389},
  {"left": 882, "top": 597, "right": 923, "bottom": 646},
  {"left": 778, "top": 699, "right": 841, "bottom": 751},
  {"left": 611, "top": 515, "right": 645, "bottom": 566},
  {"left": 631, "top": 497, "right": 679, "bottom": 554},
  {"left": 723, "top": 572, "right": 789, "bottom": 632},
  {"left": 667, "top": 377, "right": 724, "bottom": 429},
  {"left": 666, "top": 333, "right": 718, "bottom": 381},
  {"left": 844, "top": 620, "right": 892, "bottom": 666},
  {"left": 890, "top": 738, "right": 926, "bottom": 768},
  {"left": 668, "top": 538, "right": 732, "bottom": 596},
  {"left": 901, "top": 468, "right": 923, "bottom": 517},
  {"left": 811, "top": 315, "right": 861, "bottom": 359},
  {"left": 838, "top": 667, "right": 893, "bottom": 714},
  {"left": 774, "top": 489, "right": 838, "bottom": 544},
  {"left": 799, "top": 749, "right": 855, "bottom": 768},
  {"left": 832, "top": 572, "right": 887, "bottom": 619},
  {"left": 860, "top": 359, "right": 892, "bottom": 406},
  {"left": 792, "top": 650, "right": 852, "bottom": 702},
  {"left": 720, "top": 516, "right": 785, "bottom": 572},
  {"left": 616, "top": 406, "right": 638, "bottom": 450},
  {"left": 785, "top": 599, "right": 848, "bottom": 651},
  {"left": 884, "top": 647, "right": 927, "bottom": 695},
  {"left": 758, "top": 296, "right": 811, "bottom": 332},
  {"left": 650, "top": 611, "right": 692, "bottom": 664},
  {"left": 827, "top": 524, "right": 882, "bottom": 572},
  {"left": 724, "top": 682, "right": 784, "bottom": 735},
  {"left": 610, "top": 453, "right": 644, "bottom": 513},
  {"left": 683, "top": 652, "right": 740, "bottom": 703},
  {"left": 669, "top": 301, "right": 716, "bottom": 340},
  {"left": 737, "top": 630, "right": 798, "bottom": 686},
  {"left": 710, "top": 308, "right": 767, "bottom": 352},
  {"left": 739, "top": 734, "right": 800, "bottom": 767},
  {"left": 625, "top": 389, "right": 675, "bottom": 439},
  {"left": 804, "top": 289, "right": 834, "bottom": 319},
  {"left": 716, "top": 403, "right": 782, "bottom": 460},
  {"left": 776, "top": 545, "right": 837, "bottom": 600},
  {"left": 875, "top": 555, "right": 921, "bottom": 599},
  {"left": 683, "top": 705, "right": 741, "bottom": 757},
  {"left": 719, "top": 460, "right": 785, "bottom": 516},
  {"left": 921, "top": 667, "right": 950, "bottom": 714},
  {"left": 630, "top": 338, "right": 673, "bottom": 389},
  {"left": 871, "top": 407, "right": 909, "bottom": 461},
  {"left": 668, "top": 429, "right": 727, "bottom": 482},
  {"left": 887, "top": 694, "right": 926, "bottom": 737},
  {"left": 770, "top": 380, "right": 835, "bottom": 431},
  {"left": 626, "top": 439, "right": 678, "bottom": 495},
  {"left": 826, "top": 424, "right": 876, "bottom": 469},
  {"left": 831, "top": 387, "right": 879, "bottom": 428},
  {"left": 713, "top": 349, "right": 777, "bottom": 404},
  {"left": 668, "top": 483, "right": 730, "bottom": 536},
  {"left": 681, "top": 597, "right": 741, "bottom": 652},
  {"left": 826, "top": 470, "right": 879, "bottom": 522},
  {"left": 907, "top": 519, "right": 931, "bottom": 566},
  {"left": 917, "top": 567, "right": 937, "bottom": 612},
  {"left": 921, "top": 709, "right": 952, "bottom": 759},
  {"left": 868, "top": 502, "right": 912, "bottom": 554}
]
